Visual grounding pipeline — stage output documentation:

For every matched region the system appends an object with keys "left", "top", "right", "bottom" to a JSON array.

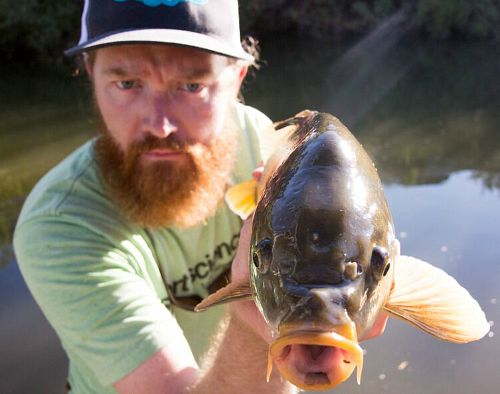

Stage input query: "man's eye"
[
  {"left": 183, "top": 83, "right": 203, "bottom": 93},
  {"left": 116, "top": 80, "right": 136, "bottom": 90}
]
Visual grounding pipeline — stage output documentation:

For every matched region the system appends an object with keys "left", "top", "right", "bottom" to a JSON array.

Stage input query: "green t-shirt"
[{"left": 13, "top": 103, "right": 271, "bottom": 393}]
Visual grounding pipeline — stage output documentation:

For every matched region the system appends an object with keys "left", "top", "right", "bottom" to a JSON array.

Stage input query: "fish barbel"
[{"left": 196, "top": 111, "right": 489, "bottom": 391}]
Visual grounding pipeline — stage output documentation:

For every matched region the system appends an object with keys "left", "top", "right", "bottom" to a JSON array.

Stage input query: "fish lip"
[{"left": 268, "top": 324, "right": 364, "bottom": 390}]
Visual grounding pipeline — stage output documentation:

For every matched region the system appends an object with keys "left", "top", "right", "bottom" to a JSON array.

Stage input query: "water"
[{"left": 1, "top": 30, "right": 499, "bottom": 393}]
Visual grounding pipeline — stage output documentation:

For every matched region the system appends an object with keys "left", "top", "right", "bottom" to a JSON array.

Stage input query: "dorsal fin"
[{"left": 273, "top": 110, "right": 317, "bottom": 145}]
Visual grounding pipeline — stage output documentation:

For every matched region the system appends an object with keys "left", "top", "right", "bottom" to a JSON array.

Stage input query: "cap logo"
[{"left": 114, "top": 0, "right": 207, "bottom": 6}]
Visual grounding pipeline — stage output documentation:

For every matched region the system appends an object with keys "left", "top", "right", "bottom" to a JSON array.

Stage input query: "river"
[{"left": 1, "top": 28, "right": 499, "bottom": 393}]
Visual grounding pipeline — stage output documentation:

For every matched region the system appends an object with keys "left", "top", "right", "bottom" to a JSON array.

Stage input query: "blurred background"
[{"left": 1, "top": 1, "right": 499, "bottom": 393}]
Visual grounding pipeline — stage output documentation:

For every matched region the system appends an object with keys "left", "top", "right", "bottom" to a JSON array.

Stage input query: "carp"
[{"left": 196, "top": 111, "right": 489, "bottom": 391}]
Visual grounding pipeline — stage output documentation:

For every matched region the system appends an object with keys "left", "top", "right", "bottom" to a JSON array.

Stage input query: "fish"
[{"left": 195, "top": 110, "right": 490, "bottom": 391}]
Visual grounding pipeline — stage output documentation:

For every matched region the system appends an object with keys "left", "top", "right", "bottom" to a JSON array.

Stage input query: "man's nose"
[{"left": 144, "top": 94, "right": 178, "bottom": 138}]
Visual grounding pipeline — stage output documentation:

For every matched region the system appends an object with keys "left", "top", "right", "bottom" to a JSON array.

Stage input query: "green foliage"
[
  {"left": 240, "top": 0, "right": 499, "bottom": 39},
  {"left": 0, "top": 173, "right": 28, "bottom": 253},
  {"left": 416, "top": 0, "right": 500, "bottom": 38},
  {"left": 0, "top": 0, "right": 82, "bottom": 64},
  {"left": 240, "top": 0, "right": 403, "bottom": 37},
  {"left": 351, "top": 0, "right": 402, "bottom": 28},
  {"left": 0, "top": 1, "right": 498, "bottom": 66}
]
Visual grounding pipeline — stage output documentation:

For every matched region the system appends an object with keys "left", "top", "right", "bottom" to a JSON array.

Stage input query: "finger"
[
  {"left": 231, "top": 217, "right": 254, "bottom": 282},
  {"left": 238, "top": 216, "right": 253, "bottom": 249},
  {"left": 252, "top": 161, "right": 264, "bottom": 181},
  {"left": 360, "top": 313, "right": 389, "bottom": 341},
  {"left": 230, "top": 301, "right": 272, "bottom": 343}
]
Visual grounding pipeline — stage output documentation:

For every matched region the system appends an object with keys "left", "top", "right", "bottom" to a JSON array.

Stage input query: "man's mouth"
[
  {"left": 267, "top": 323, "right": 363, "bottom": 390},
  {"left": 142, "top": 148, "right": 186, "bottom": 161}
]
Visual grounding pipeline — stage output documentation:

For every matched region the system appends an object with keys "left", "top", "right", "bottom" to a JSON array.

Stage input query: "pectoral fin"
[
  {"left": 225, "top": 179, "right": 258, "bottom": 220},
  {"left": 194, "top": 281, "right": 253, "bottom": 312},
  {"left": 384, "top": 255, "right": 490, "bottom": 343}
]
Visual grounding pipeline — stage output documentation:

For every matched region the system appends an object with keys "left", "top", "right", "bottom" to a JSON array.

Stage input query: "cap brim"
[{"left": 64, "top": 29, "right": 254, "bottom": 62}]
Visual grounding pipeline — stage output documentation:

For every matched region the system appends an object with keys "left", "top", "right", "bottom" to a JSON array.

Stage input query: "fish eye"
[
  {"left": 253, "top": 238, "right": 273, "bottom": 273},
  {"left": 252, "top": 252, "right": 260, "bottom": 268},
  {"left": 371, "top": 245, "right": 389, "bottom": 279}
]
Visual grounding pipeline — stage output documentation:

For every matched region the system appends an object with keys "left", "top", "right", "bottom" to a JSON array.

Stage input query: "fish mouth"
[{"left": 267, "top": 323, "right": 363, "bottom": 390}]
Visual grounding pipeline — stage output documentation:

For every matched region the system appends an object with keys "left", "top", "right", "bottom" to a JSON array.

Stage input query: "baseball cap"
[{"left": 65, "top": 0, "right": 253, "bottom": 61}]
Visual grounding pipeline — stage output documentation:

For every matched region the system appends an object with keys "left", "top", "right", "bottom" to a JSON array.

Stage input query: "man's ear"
[
  {"left": 83, "top": 53, "right": 94, "bottom": 79},
  {"left": 234, "top": 64, "right": 248, "bottom": 94},
  {"left": 238, "top": 64, "right": 248, "bottom": 84}
]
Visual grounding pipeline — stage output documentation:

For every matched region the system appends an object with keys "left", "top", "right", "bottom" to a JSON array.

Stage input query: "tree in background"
[
  {"left": 0, "top": 0, "right": 498, "bottom": 66},
  {"left": 0, "top": 0, "right": 81, "bottom": 65},
  {"left": 240, "top": 0, "right": 500, "bottom": 39},
  {"left": 416, "top": 0, "right": 500, "bottom": 39}
]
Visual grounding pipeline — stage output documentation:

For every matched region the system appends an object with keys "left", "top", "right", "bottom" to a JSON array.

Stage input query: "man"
[
  {"left": 15, "top": 1, "right": 391, "bottom": 392},
  {"left": 14, "top": 1, "right": 297, "bottom": 393}
]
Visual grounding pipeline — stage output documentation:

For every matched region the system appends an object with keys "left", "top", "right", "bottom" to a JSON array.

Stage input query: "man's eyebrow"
[
  {"left": 101, "top": 65, "right": 219, "bottom": 79},
  {"left": 183, "top": 68, "right": 217, "bottom": 80},
  {"left": 102, "top": 67, "right": 136, "bottom": 77}
]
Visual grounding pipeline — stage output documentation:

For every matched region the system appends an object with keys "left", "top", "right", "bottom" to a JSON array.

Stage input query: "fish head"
[{"left": 250, "top": 113, "right": 397, "bottom": 390}]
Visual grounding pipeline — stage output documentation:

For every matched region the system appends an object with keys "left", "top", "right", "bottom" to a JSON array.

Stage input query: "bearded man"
[{"left": 13, "top": 1, "right": 298, "bottom": 393}]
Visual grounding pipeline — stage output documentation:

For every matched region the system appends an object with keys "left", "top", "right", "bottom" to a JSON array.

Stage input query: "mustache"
[{"left": 128, "top": 134, "right": 188, "bottom": 157}]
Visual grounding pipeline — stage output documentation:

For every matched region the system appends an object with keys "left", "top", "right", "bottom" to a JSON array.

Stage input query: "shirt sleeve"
[
  {"left": 14, "top": 215, "right": 181, "bottom": 386},
  {"left": 235, "top": 104, "right": 273, "bottom": 171}
]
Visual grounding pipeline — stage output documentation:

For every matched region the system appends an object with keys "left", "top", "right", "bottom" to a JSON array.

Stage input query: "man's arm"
[
  {"left": 115, "top": 218, "right": 297, "bottom": 394},
  {"left": 114, "top": 310, "right": 296, "bottom": 394}
]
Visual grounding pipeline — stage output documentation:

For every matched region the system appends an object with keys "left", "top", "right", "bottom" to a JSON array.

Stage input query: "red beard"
[{"left": 94, "top": 122, "right": 238, "bottom": 229}]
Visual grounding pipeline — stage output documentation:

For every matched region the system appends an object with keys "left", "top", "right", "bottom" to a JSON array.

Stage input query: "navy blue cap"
[{"left": 65, "top": 0, "right": 253, "bottom": 61}]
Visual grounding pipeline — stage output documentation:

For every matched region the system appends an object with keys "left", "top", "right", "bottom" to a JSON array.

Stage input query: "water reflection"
[
  {"left": 246, "top": 33, "right": 500, "bottom": 189},
  {"left": 1, "top": 31, "right": 499, "bottom": 393},
  {"left": 309, "top": 171, "right": 500, "bottom": 394},
  {"left": 0, "top": 248, "right": 68, "bottom": 393}
]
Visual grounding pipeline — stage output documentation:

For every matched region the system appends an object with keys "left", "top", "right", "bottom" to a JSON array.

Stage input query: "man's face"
[{"left": 87, "top": 44, "right": 248, "bottom": 228}]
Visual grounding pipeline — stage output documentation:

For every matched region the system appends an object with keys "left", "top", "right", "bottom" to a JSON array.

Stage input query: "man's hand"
[
  {"left": 360, "top": 313, "right": 389, "bottom": 341},
  {"left": 227, "top": 162, "right": 271, "bottom": 342},
  {"left": 229, "top": 216, "right": 273, "bottom": 343}
]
